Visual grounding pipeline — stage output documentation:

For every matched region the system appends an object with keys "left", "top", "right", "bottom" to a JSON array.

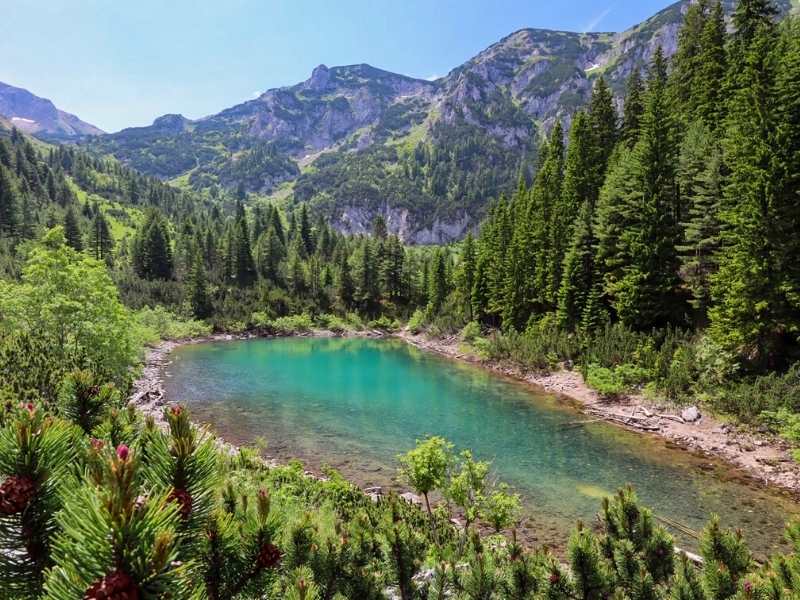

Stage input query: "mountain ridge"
[
  {"left": 84, "top": 0, "right": 795, "bottom": 243},
  {"left": 0, "top": 81, "right": 104, "bottom": 140}
]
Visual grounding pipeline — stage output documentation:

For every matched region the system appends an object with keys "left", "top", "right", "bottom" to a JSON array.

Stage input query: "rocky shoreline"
[
  {"left": 396, "top": 330, "right": 800, "bottom": 498},
  {"left": 129, "top": 328, "right": 800, "bottom": 502}
]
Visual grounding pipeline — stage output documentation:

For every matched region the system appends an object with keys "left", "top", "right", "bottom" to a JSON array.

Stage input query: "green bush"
[
  {"left": 368, "top": 315, "right": 399, "bottom": 332},
  {"left": 135, "top": 305, "right": 212, "bottom": 341},
  {"left": 459, "top": 321, "right": 482, "bottom": 343},
  {"left": 585, "top": 364, "right": 626, "bottom": 399},
  {"left": 408, "top": 308, "right": 427, "bottom": 334}
]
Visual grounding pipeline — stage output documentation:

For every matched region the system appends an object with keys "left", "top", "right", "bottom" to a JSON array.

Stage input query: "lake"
[{"left": 163, "top": 336, "right": 799, "bottom": 556}]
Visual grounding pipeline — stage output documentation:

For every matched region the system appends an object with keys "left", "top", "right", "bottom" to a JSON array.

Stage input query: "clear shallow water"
[{"left": 163, "top": 337, "right": 799, "bottom": 555}]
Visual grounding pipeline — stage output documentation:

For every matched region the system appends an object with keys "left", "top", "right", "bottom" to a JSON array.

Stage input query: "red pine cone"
[
  {"left": 167, "top": 487, "right": 192, "bottom": 519},
  {"left": 84, "top": 569, "right": 140, "bottom": 600},
  {"left": 256, "top": 542, "right": 282, "bottom": 569},
  {"left": 0, "top": 475, "right": 36, "bottom": 515}
]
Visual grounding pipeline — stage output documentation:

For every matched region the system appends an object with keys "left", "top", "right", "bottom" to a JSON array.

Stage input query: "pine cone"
[
  {"left": 256, "top": 543, "right": 282, "bottom": 569},
  {"left": 84, "top": 569, "right": 140, "bottom": 600},
  {"left": 167, "top": 487, "right": 192, "bottom": 519},
  {"left": 0, "top": 475, "right": 36, "bottom": 515}
]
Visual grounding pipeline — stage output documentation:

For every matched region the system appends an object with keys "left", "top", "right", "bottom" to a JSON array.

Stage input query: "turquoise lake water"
[{"left": 163, "top": 337, "right": 798, "bottom": 555}]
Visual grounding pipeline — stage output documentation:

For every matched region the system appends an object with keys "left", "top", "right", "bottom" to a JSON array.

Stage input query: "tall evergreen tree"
[
  {"left": 0, "top": 166, "right": 19, "bottom": 237},
  {"left": 695, "top": 1, "right": 728, "bottom": 126},
  {"left": 459, "top": 233, "right": 477, "bottom": 321},
  {"left": 732, "top": 0, "right": 778, "bottom": 46},
  {"left": 428, "top": 250, "right": 448, "bottom": 315},
  {"left": 676, "top": 121, "right": 723, "bottom": 320},
  {"left": 188, "top": 249, "right": 213, "bottom": 319},
  {"left": 711, "top": 21, "right": 800, "bottom": 364},
  {"left": 595, "top": 48, "right": 682, "bottom": 329},
  {"left": 233, "top": 201, "right": 256, "bottom": 286},
  {"left": 88, "top": 209, "right": 113, "bottom": 263},
  {"left": 63, "top": 206, "right": 83, "bottom": 252},
  {"left": 133, "top": 210, "right": 174, "bottom": 280},
  {"left": 621, "top": 68, "right": 645, "bottom": 148}
]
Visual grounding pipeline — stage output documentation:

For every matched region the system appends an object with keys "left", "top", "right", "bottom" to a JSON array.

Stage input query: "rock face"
[
  {"left": 85, "top": 0, "right": 797, "bottom": 243},
  {"left": 0, "top": 81, "right": 103, "bottom": 140}
]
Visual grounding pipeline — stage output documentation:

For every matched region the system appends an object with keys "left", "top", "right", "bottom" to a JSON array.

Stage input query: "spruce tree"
[
  {"left": 63, "top": 206, "right": 83, "bottom": 252},
  {"left": 0, "top": 166, "right": 19, "bottom": 237},
  {"left": 550, "top": 112, "right": 594, "bottom": 306},
  {"left": 234, "top": 201, "right": 256, "bottom": 286},
  {"left": 733, "top": 0, "right": 778, "bottom": 46},
  {"left": 695, "top": 1, "right": 727, "bottom": 127},
  {"left": 337, "top": 252, "right": 355, "bottom": 310},
  {"left": 88, "top": 208, "right": 113, "bottom": 263},
  {"left": 459, "top": 233, "right": 476, "bottom": 321},
  {"left": 596, "top": 48, "right": 682, "bottom": 329},
  {"left": 133, "top": 210, "right": 174, "bottom": 280},
  {"left": 621, "top": 68, "right": 645, "bottom": 148},
  {"left": 556, "top": 201, "right": 597, "bottom": 331},
  {"left": 428, "top": 250, "right": 448, "bottom": 316},
  {"left": 711, "top": 20, "right": 800, "bottom": 364},
  {"left": 676, "top": 121, "right": 723, "bottom": 320},
  {"left": 189, "top": 250, "right": 213, "bottom": 319}
]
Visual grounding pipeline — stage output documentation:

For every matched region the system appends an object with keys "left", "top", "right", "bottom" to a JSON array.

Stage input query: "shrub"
[
  {"left": 368, "top": 315, "right": 398, "bottom": 332},
  {"left": 459, "top": 321, "right": 482, "bottom": 343},
  {"left": 407, "top": 309, "right": 427, "bottom": 334},
  {"left": 585, "top": 365, "right": 626, "bottom": 399},
  {"left": 135, "top": 306, "right": 212, "bottom": 341}
]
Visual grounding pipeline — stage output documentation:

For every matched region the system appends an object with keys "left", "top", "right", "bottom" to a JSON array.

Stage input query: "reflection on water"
[{"left": 163, "top": 337, "right": 799, "bottom": 555}]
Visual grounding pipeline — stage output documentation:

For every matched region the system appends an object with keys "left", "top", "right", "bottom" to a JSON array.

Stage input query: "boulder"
[{"left": 681, "top": 406, "right": 701, "bottom": 423}]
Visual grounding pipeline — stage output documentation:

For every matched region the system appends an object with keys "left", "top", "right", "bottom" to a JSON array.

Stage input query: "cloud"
[
  {"left": 581, "top": 4, "right": 615, "bottom": 33},
  {"left": 251, "top": 90, "right": 262, "bottom": 98},
  {"left": 425, "top": 74, "right": 442, "bottom": 81}
]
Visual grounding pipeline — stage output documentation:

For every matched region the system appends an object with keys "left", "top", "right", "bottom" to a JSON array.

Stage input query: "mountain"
[
  {"left": 0, "top": 81, "right": 104, "bottom": 140},
  {"left": 86, "top": 0, "right": 796, "bottom": 243}
]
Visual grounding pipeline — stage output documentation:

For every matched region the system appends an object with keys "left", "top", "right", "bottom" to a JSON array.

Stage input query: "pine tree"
[
  {"left": 695, "top": 1, "right": 727, "bottom": 126},
  {"left": 355, "top": 240, "right": 379, "bottom": 314},
  {"left": 337, "top": 252, "right": 355, "bottom": 310},
  {"left": 621, "top": 68, "right": 645, "bottom": 148},
  {"left": 556, "top": 201, "right": 597, "bottom": 331},
  {"left": 88, "top": 208, "right": 113, "bottom": 263},
  {"left": 0, "top": 405, "right": 77, "bottom": 597},
  {"left": 133, "top": 210, "right": 174, "bottom": 280},
  {"left": 588, "top": 76, "right": 618, "bottom": 185},
  {"left": 670, "top": 0, "right": 709, "bottom": 120},
  {"left": 299, "top": 204, "right": 315, "bottom": 257},
  {"left": 255, "top": 228, "right": 285, "bottom": 284},
  {"left": 733, "top": 0, "right": 778, "bottom": 46},
  {"left": 459, "top": 233, "right": 477, "bottom": 321},
  {"left": 710, "top": 22, "right": 784, "bottom": 365},
  {"left": 0, "top": 166, "right": 20, "bottom": 237},
  {"left": 189, "top": 250, "right": 213, "bottom": 319},
  {"left": 63, "top": 206, "right": 82, "bottom": 252},
  {"left": 428, "top": 250, "right": 448, "bottom": 315},
  {"left": 234, "top": 201, "right": 256, "bottom": 286},
  {"left": 596, "top": 48, "right": 682, "bottom": 329},
  {"left": 549, "top": 112, "right": 594, "bottom": 306},
  {"left": 676, "top": 121, "right": 723, "bottom": 320}
]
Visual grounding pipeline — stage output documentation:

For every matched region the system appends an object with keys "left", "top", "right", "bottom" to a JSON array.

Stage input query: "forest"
[{"left": 0, "top": 0, "right": 800, "bottom": 597}]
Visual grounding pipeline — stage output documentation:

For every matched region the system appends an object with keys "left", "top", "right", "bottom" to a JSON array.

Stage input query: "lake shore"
[
  {"left": 130, "top": 328, "right": 800, "bottom": 500},
  {"left": 396, "top": 330, "right": 800, "bottom": 498}
]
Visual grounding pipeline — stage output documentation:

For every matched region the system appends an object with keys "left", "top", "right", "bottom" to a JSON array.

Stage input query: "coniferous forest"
[{"left": 0, "top": 0, "right": 800, "bottom": 597}]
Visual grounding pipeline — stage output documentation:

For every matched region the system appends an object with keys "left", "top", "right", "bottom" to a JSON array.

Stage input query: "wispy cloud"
[
  {"left": 425, "top": 74, "right": 442, "bottom": 81},
  {"left": 251, "top": 90, "right": 262, "bottom": 99},
  {"left": 581, "top": 3, "right": 615, "bottom": 33}
]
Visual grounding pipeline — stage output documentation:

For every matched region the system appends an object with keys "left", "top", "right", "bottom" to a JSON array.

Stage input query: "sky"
[{"left": 1, "top": 0, "right": 676, "bottom": 133}]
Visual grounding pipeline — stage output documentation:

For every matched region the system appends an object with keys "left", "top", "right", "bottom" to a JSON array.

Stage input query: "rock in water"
[{"left": 681, "top": 406, "right": 701, "bottom": 423}]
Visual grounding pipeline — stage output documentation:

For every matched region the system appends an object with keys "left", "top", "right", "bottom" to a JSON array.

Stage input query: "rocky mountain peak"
[
  {"left": 0, "top": 81, "right": 103, "bottom": 140},
  {"left": 307, "top": 64, "right": 331, "bottom": 91}
]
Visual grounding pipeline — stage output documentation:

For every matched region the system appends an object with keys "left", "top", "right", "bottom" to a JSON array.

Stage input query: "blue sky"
[{"left": 1, "top": 0, "right": 674, "bottom": 133}]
